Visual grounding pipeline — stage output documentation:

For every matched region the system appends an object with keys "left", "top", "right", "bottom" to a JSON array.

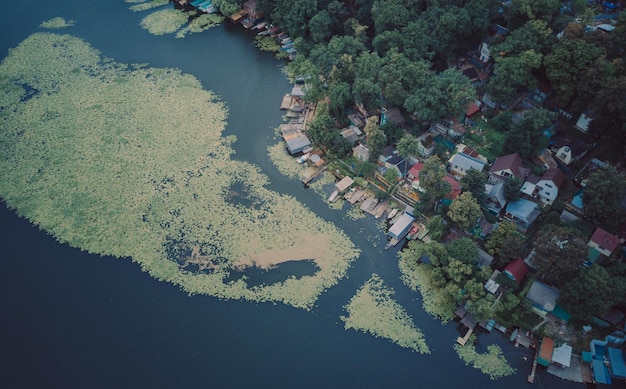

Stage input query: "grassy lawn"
[{"left": 464, "top": 119, "right": 506, "bottom": 162}]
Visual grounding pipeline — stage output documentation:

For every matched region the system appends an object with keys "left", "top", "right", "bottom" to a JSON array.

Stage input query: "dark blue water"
[{"left": 0, "top": 1, "right": 581, "bottom": 388}]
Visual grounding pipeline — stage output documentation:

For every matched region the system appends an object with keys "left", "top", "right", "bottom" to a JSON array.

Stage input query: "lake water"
[{"left": 0, "top": 1, "right": 581, "bottom": 387}]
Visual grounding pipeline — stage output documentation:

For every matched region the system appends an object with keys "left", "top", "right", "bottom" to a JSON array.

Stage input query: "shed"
[
  {"left": 503, "top": 257, "right": 529, "bottom": 283},
  {"left": 388, "top": 213, "right": 415, "bottom": 240},
  {"left": 608, "top": 347, "right": 626, "bottom": 379},
  {"left": 592, "top": 359, "right": 612, "bottom": 385},
  {"left": 538, "top": 337, "right": 554, "bottom": 367},
  {"left": 552, "top": 343, "right": 572, "bottom": 367},
  {"left": 335, "top": 176, "right": 354, "bottom": 193}
]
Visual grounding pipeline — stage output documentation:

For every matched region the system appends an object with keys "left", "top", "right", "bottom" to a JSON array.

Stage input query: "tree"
[
  {"left": 504, "top": 108, "right": 553, "bottom": 158},
  {"left": 426, "top": 215, "right": 446, "bottom": 241},
  {"left": 490, "top": 111, "right": 513, "bottom": 133},
  {"left": 544, "top": 38, "right": 605, "bottom": 108},
  {"left": 447, "top": 192, "right": 482, "bottom": 232},
  {"left": 364, "top": 116, "right": 386, "bottom": 162},
  {"left": 533, "top": 225, "right": 587, "bottom": 283},
  {"left": 583, "top": 167, "right": 626, "bottom": 229},
  {"left": 486, "top": 49, "right": 542, "bottom": 104},
  {"left": 308, "top": 10, "right": 333, "bottom": 43},
  {"left": 460, "top": 168, "right": 488, "bottom": 206},
  {"left": 503, "top": 176, "right": 523, "bottom": 202},
  {"left": 559, "top": 265, "right": 616, "bottom": 322},
  {"left": 492, "top": 20, "right": 554, "bottom": 57},
  {"left": 485, "top": 221, "right": 524, "bottom": 268},
  {"left": 404, "top": 69, "right": 475, "bottom": 123},
  {"left": 420, "top": 156, "right": 449, "bottom": 201},
  {"left": 447, "top": 237, "right": 479, "bottom": 264},
  {"left": 396, "top": 134, "right": 420, "bottom": 159}
]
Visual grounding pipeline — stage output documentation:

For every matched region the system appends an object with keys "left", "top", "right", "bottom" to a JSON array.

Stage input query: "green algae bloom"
[
  {"left": 0, "top": 32, "right": 359, "bottom": 310},
  {"left": 341, "top": 274, "right": 430, "bottom": 354}
]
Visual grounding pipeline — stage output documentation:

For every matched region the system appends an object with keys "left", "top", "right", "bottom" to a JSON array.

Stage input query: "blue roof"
[
  {"left": 506, "top": 198, "right": 540, "bottom": 224},
  {"left": 608, "top": 347, "right": 626, "bottom": 379},
  {"left": 593, "top": 359, "right": 612, "bottom": 384}
]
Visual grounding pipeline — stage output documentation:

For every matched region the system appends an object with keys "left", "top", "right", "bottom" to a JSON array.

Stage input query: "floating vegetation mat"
[
  {"left": 453, "top": 336, "right": 517, "bottom": 380},
  {"left": 267, "top": 142, "right": 305, "bottom": 181},
  {"left": 0, "top": 32, "right": 359, "bottom": 310},
  {"left": 341, "top": 274, "right": 429, "bottom": 354},
  {"left": 40, "top": 17, "right": 76, "bottom": 29},
  {"left": 133, "top": 3, "right": 223, "bottom": 37},
  {"left": 398, "top": 255, "right": 455, "bottom": 323}
]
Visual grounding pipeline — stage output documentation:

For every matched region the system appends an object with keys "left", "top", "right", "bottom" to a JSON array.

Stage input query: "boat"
[
  {"left": 386, "top": 208, "right": 398, "bottom": 220},
  {"left": 296, "top": 153, "right": 309, "bottom": 164},
  {"left": 328, "top": 190, "right": 340, "bottom": 203}
]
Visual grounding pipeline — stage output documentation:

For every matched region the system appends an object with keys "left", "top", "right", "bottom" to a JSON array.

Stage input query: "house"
[
  {"left": 554, "top": 139, "right": 590, "bottom": 166},
  {"left": 588, "top": 227, "right": 620, "bottom": 257},
  {"left": 353, "top": 143, "right": 370, "bottom": 162},
  {"left": 408, "top": 162, "right": 425, "bottom": 191},
  {"left": 382, "top": 107, "right": 405, "bottom": 127},
  {"left": 520, "top": 174, "right": 540, "bottom": 198},
  {"left": 340, "top": 126, "right": 361, "bottom": 144},
  {"left": 503, "top": 257, "right": 529, "bottom": 283},
  {"left": 504, "top": 198, "right": 540, "bottom": 232},
  {"left": 538, "top": 337, "right": 555, "bottom": 367},
  {"left": 526, "top": 280, "right": 559, "bottom": 317},
  {"left": 575, "top": 112, "right": 593, "bottom": 133},
  {"left": 448, "top": 152, "right": 487, "bottom": 179},
  {"left": 385, "top": 155, "right": 409, "bottom": 179},
  {"left": 335, "top": 176, "right": 354, "bottom": 193},
  {"left": 243, "top": 0, "right": 263, "bottom": 19},
  {"left": 388, "top": 212, "right": 415, "bottom": 240},
  {"left": 489, "top": 153, "right": 530, "bottom": 183},
  {"left": 280, "top": 124, "right": 310, "bottom": 155},
  {"left": 536, "top": 168, "right": 566, "bottom": 204},
  {"left": 417, "top": 132, "right": 436, "bottom": 157},
  {"left": 379, "top": 145, "right": 397, "bottom": 164},
  {"left": 485, "top": 181, "right": 506, "bottom": 215}
]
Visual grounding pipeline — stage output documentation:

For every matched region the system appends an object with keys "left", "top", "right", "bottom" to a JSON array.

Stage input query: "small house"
[
  {"left": 448, "top": 153, "right": 487, "bottom": 179},
  {"left": 382, "top": 107, "right": 405, "bottom": 127},
  {"left": 526, "top": 280, "right": 559, "bottom": 317},
  {"left": 588, "top": 227, "right": 620, "bottom": 257},
  {"left": 485, "top": 181, "right": 506, "bottom": 215},
  {"left": 384, "top": 155, "right": 409, "bottom": 179},
  {"left": 408, "top": 162, "right": 425, "bottom": 191},
  {"left": 504, "top": 198, "right": 540, "bottom": 232},
  {"left": 335, "top": 176, "right": 354, "bottom": 193},
  {"left": 551, "top": 343, "right": 573, "bottom": 368},
  {"left": 388, "top": 213, "right": 415, "bottom": 240},
  {"left": 378, "top": 145, "right": 397, "bottom": 164},
  {"left": 503, "top": 257, "right": 529, "bottom": 283},
  {"left": 353, "top": 143, "right": 370, "bottom": 162},
  {"left": 575, "top": 112, "right": 593, "bottom": 133},
  {"left": 538, "top": 337, "right": 554, "bottom": 367},
  {"left": 340, "top": 126, "right": 360, "bottom": 144},
  {"left": 417, "top": 132, "right": 435, "bottom": 157}
]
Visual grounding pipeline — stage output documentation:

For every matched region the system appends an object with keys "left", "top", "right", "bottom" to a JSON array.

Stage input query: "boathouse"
[
  {"left": 388, "top": 213, "right": 415, "bottom": 241},
  {"left": 538, "top": 337, "right": 554, "bottom": 367}
]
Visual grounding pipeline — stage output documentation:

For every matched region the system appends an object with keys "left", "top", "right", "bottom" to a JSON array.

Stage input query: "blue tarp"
[
  {"left": 593, "top": 359, "right": 612, "bottom": 384},
  {"left": 608, "top": 347, "right": 626, "bottom": 379}
]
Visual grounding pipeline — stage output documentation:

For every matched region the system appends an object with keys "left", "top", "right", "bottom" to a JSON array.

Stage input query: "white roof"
[
  {"left": 552, "top": 344, "right": 572, "bottom": 367},
  {"left": 388, "top": 213, "right": 414, "bottom": 237}
]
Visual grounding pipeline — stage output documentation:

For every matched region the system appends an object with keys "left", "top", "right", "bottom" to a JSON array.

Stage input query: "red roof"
[
  {"left": 503, "top": 257, "right": 529, "bottom": 283},
  {"left": 443, "top": 175, "right": 461, "bottom": 200},
  {"left": 540, "top": 168, "right": 566, "bottom": 188},
  {"left": 590, "top": 227, "right": 619, "bottom": 253},
  {"left": 539, "top": 337, "right": 554, "bottom": 364},
  {"left": 408, "top": 162, "right": 424, "bottom": 180},
  {"left": 490, "top": 153, "right": 529, "bottom": 179},
  {"left": 466, "top": 102, "right": 481, "bottom": 117}
]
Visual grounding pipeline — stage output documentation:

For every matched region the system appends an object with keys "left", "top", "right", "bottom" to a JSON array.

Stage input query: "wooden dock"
[
  {"left": 528, "top": 345, "right": 539, "bottom": 383},
  {"left": 456, "top": 328, "right": 474, "bottom": 346}
]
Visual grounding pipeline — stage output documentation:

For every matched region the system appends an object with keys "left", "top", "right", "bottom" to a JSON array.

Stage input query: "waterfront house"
[
  {"left": 525, "top": 281, "right": 570, "bottom": 321},
  {"left": 335, "top": 176, "right": 354, "bottom": 193},
  {"left": 280, "top": 124, "right": 310, "bottom": 155},
  {"left": 388, "top": 213, "right": 415, "bottom": 240}
]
